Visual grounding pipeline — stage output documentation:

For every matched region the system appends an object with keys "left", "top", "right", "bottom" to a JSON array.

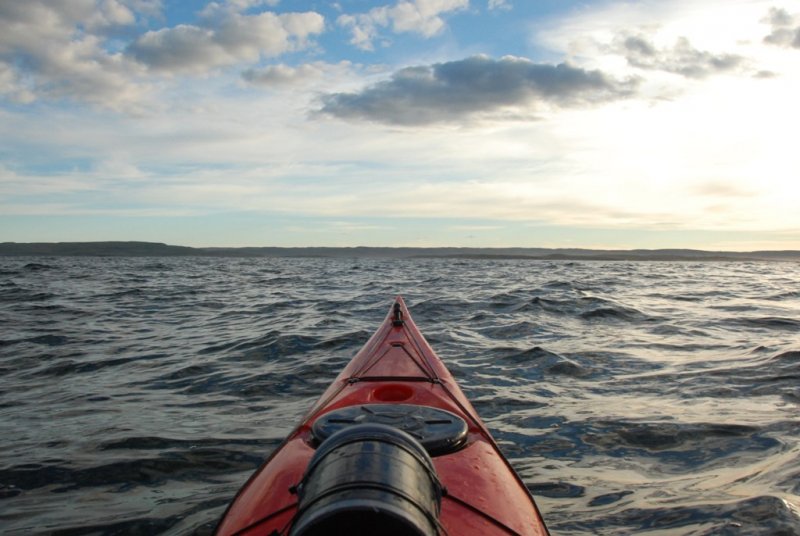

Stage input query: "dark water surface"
[{"left": 1, "top": 257, "right": 799, "bottom": 535}]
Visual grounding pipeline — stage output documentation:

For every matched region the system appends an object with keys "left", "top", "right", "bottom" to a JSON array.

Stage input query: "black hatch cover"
[{"left": 312, "top": 404, "right": 469, "bottom": 456}]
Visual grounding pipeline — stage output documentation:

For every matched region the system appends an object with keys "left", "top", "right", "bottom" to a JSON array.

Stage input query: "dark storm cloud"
[
  {"left": 619, "top": 35, "right": 746, "bottom": 78},
  {"left": 318, "top": 55, "right": 638, "bottom": 125},
  {"left": 763, "top": 7, "right": 800, "bottom": 49}
]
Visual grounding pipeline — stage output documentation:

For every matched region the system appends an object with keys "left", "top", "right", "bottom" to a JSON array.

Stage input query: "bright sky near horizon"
[{"left": 1, "top": 0, "right": 799, "bottom": 249}]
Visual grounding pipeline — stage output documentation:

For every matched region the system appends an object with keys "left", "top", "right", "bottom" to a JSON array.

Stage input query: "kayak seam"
[
  {"left": 354, "top": 330, "right": 438, "bottom": 380},
  {"left": 444, "top": 493, "right": 523, "bottom": 536},
  {"left": 402, "top": 323, "right": 441, "bottom": 381}
]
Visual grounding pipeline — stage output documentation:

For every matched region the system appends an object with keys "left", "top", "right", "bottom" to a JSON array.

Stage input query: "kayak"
[{"left": 215, "top": 296, "right": 550, "bottom": 535}]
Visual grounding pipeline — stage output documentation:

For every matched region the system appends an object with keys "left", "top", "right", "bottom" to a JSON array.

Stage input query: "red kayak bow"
[{"left": 216, "top": 296, "right": 549, "bottom": 535}]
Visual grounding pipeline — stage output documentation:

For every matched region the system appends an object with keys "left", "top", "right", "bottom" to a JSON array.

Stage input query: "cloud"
[
  {"left": 318, "top": 55, "right": 638, "bottom": 125},
  {"left": 0, "top": 0, "right": 325, "bottom": 109},
  {"left": 617, "top": 34, "right": 747, "bottom": 78},
  {"left": 0, "top": 0, "right": 151, "bottom": 109},
  {"left": 84, "top": 0, "right": 136, "bottom": 33},
  {"left": 691, "top": 181, "right": 754, "bottom": 199},
  {"left": 0, "top": 62, "right": 35, "bottom": 103},
  {"left": 763, "top": 7, "right": 800, "bottom": 48},
  {"left": 126, "top": 11, "right": 324, "bottom": 74},
  {"left": 337, "top": 0, "right": 468, "bottom": 51},
  {"left": 488, "top": 0, "right": 512, "bottom": 11},
  {"left": 242, "top": 61, "right": 353, "bottom": 88},
  {"left": 243, "top": 63, "right": 325, "bottom": 87},
  {"left": 126, "top": 0, "right": 163, "bottom": 18},
  {"left": 200, "top": 0, "right": 280, "bottom": 18}
]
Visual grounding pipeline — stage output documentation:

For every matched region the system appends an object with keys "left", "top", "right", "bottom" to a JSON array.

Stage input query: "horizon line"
[{"left": 2, "top": 241, "right": 799, "bottom": 259}]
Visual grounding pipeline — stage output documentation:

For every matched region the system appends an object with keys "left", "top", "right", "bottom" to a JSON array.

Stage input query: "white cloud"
[
  {"left": 242, "top": 61, "right": 354, "bottom": 88},
  {"left": 337, "top": 0, "right": 468, "bottom": 50},
  {"left": 763, "top": 7, "right": 800, "bottom": 48},
  {"left": 534, "top": 0, "right": 781, "bottom": 67},
  {"left": 390, "top": 0, "right": 466, "bottom": 36},
  {"left": 488, "top": 0, "right": 512, "bottom": 11},
  {"left": 0, "top": 62, "right": 36, "bottom": 103},
  {"left": 243, "top": 63, "right": 325, "bottom": 87},
  {"left": 0, "top": 1, "right": 324, "bottom": 108},
  {"left": 615, "top": 34, "right": 747, "bottom": 78},
  {"left": 127, "top": 11, "right": 325, "bottom": 74},
  {"left": 84, "top": 0, "right": 136, "bottom": 33},
  {"left": 531, "top": 0, "right": 798, "bottom": 108},
  {"left": 200, "top": 0, "right": 281, "bottom": 18},
  {"left": 0, "top": 1, "right": 161, "bottom": 109},
  {"left": 123, "top": 0, "right": 163, "bottom": 19}
]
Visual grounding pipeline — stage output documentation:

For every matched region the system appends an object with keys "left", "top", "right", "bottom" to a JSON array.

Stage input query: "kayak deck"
[{"left": 216, "top": 297, "right": 549, "bottom": 535}]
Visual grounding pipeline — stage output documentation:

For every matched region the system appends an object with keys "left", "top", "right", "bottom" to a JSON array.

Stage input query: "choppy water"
[{"left": 1, "top": 256, "right": 799, "bottom": 535}]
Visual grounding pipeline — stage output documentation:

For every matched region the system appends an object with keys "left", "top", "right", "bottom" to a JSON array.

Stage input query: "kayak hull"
[{"left": 216, "top": 297, "right": 549, "bottom": 535}]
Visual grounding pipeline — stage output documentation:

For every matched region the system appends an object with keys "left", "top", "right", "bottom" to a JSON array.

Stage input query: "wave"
[
  {"left": 22, "top": 262, "right": 56, "bottom": 271},
  {"left": 2, "top": 256, "right": 799, "bottom": 535}
]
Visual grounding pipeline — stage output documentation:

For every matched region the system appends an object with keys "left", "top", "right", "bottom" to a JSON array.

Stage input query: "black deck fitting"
[{"left": 392, "top": 302, "right": 405, "bottom": 327}]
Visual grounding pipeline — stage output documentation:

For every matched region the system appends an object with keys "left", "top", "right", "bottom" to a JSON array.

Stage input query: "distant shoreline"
[{"left": 1, "top": 241, "right": 799, "bottom": 262}]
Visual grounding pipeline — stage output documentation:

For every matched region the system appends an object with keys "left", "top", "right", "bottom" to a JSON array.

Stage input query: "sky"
[{"left": 1, "top": 0, "right": 799, "bottom": 250}]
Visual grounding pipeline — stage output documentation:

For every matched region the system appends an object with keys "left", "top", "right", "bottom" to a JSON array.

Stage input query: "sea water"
[{"left": 1, "top": 256, "right": 799, "bottom": 535}]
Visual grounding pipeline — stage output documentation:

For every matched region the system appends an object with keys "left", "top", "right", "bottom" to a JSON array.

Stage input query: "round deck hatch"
[{"left": 312, "top": 404, "right": 468, "bottom": 456}]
